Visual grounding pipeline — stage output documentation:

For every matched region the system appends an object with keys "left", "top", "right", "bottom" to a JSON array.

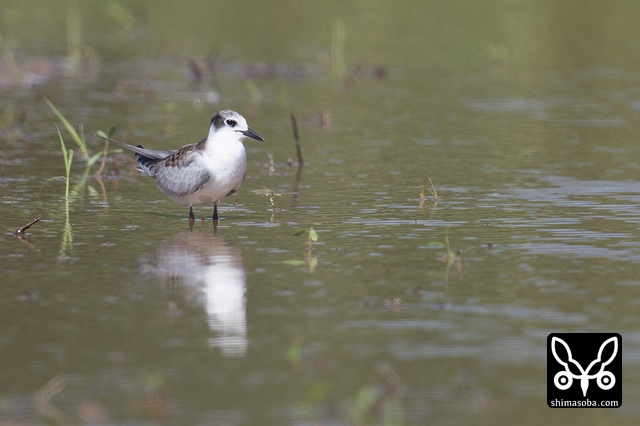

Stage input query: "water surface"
[{"left": 1, "top": 1, "right": 639, "bottom": 424}]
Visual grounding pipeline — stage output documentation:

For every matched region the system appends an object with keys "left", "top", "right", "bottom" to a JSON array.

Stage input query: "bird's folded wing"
[{"left": 150, "top": 157, "right": 212, "bottom": 198}]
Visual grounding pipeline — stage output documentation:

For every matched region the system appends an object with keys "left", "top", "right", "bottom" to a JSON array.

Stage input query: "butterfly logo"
[{"left": 551, "top": 336, "right": 618, "bottom": 397}]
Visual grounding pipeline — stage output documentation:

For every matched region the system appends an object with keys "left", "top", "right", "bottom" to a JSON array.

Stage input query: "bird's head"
[{"left": 209, "top": 110, "right": 265, "bottom": 143}]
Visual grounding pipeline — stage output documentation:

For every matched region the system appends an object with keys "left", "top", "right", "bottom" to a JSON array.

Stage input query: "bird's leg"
[
  {"left": 212, "top": 202, "right": 219, "bottom": 233},
  {"left": 212, "top": 202, "right": 219, "bottom": 222},
  {"left": 189, "top": 206, "right": 195, "bottom": 230}
]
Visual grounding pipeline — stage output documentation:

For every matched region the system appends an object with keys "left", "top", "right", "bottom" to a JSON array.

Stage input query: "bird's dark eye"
[{"left": 225, "top": 119, "right": 236, "bottom": 126}]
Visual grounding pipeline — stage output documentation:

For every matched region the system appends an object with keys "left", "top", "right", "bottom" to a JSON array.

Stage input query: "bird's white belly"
[{"left": 173, "top": 154, "right": 246, "bottom": 206}]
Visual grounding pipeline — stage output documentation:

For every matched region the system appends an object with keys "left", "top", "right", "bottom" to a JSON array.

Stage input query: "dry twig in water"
[
  {"left": 290, "top": 114, "right": 304, "bottom": 167},
  {"left": 16, "top": 215, "right": 41, "bottom": 235}
]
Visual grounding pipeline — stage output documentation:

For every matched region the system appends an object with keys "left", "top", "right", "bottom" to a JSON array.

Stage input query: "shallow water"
[{"left": 2, "top": 1, "right": 640, "bottom": 424}]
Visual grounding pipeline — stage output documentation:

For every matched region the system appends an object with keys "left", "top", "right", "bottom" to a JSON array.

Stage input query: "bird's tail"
[
  {"left": 134, "top": 151, "right": 157, "bottom": 176},
  {"left": 96, "top": 134, "right": 174, "bottom": 159}
]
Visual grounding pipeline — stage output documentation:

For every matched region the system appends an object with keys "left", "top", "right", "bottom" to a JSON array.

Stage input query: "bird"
[{"left": 97, "top": 109, "right": 264, "bottom": 225}]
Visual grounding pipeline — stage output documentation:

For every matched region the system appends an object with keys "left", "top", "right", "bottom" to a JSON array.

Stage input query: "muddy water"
[{"left": 1, "top": 1, "right": 640, "bottom": 424}]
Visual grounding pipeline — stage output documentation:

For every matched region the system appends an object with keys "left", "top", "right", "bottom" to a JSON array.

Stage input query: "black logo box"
[{"left": 547, "top": 333, "right": 621, "bottom": 407}]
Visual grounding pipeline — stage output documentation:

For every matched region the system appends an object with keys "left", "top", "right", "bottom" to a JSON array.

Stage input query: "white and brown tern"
[{"left": 98, "top": 110, "right": 264, "bottom": 223}]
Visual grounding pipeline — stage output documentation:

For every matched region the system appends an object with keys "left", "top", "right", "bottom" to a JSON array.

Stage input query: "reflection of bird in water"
[{"left": 140, "top": 232, "right": 247, "bottom": 357}]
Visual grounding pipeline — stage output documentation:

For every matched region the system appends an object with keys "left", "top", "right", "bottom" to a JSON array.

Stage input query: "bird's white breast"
[{"left": 173, "top": 141, "right": 247, "bottom": 206}]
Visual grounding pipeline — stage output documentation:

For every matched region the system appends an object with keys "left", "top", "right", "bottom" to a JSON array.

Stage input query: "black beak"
[{"left": 239, "top": 128, "right": 265, "bottom": 141}]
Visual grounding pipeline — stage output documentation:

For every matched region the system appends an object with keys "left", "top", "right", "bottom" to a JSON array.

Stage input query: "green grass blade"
[
  {"left": 56, "top": 126, "right": 73, "bottom": 201},
  {"left": 87, "top": 151, "right": 103, "bottom": 167},
  {"left": 45, "top": 97, "right": 88, "bottom": 159}
]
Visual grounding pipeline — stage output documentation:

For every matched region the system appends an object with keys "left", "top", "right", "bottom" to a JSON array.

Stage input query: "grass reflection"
[
  {"left": 55, "top": 123, "right": 74, "bottom": 259},
  {"left": 285, "top": 227, "right": 319, "bottom": 272},
  {"left": 45, "top": 100, "right": 110, "bottom": 259},
  {"left": 443, "top": 229, "right": 463, "bottom": 285}
]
